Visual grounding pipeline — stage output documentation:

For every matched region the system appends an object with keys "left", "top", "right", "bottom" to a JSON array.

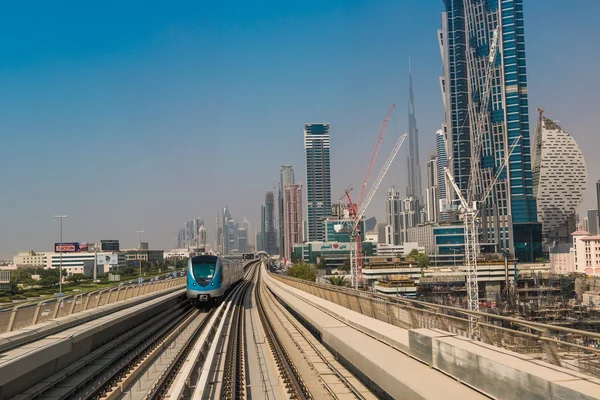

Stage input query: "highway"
[{"left": 0, "top": 258, "right": 599, "bottom": 399}]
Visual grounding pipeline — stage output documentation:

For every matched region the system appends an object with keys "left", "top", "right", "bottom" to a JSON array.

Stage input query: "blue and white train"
[{"left": 186, "top": 254, "right": 245, "bottom": 306}]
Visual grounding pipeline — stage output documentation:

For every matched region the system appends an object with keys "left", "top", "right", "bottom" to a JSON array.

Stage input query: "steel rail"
[
  {"left": 256, "top": 267, "right": 310, "bottom": 400},
  {"left": 263, "top": 281, "right": 369, "bottom": 400}
]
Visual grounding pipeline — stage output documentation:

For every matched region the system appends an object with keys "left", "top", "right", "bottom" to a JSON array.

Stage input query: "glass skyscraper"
[
  {"left": 439, "top": 0, "right": 541, "bottom": 261},
  {"left": 304, "top": 123, "right": 332, "bottom": 242}
]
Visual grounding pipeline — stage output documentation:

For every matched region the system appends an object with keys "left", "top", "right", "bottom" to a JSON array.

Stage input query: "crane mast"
[
  {"left": 350, "top": 133, "right": 408, "bottom": 289},
  {"left": 444, "top": 23, "right": 508, "bottom": 338},
  {"left": 444, "top": 135, "right": 521, "bottom": 337}
]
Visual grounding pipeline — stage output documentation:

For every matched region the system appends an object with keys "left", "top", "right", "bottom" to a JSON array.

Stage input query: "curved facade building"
[{"left": 532, "top": 116, "right": 587, "bottom": 247}]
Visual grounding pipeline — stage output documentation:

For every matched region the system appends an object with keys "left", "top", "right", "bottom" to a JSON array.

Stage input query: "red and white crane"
[{"left": 340, "top": 104, "right": 410, "bottom": 289}]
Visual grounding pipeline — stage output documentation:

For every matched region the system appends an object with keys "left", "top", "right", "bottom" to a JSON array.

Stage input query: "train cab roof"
[{"left": 190, "top": 254, "right": 219, "bottom": 264}]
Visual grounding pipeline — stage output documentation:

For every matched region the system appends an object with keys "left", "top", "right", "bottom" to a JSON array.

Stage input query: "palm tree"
[{"left": 327, "top": 275, "right": 348, "bottom": 287}]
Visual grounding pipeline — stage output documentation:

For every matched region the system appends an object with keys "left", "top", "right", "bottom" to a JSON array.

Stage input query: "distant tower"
[
  {"left": 436, "top": 128, "right": 449, "bottom": 220},
  {"left": 406, "top": 64, "right": 423, "bottom": 204},
  {"left": 284, "top": 183, "right": 303, "bottom": 260},
  {"left": 265, "top": 192, "right": 277, "bottom": 254},
  {"left": 426, "top": 155, "right": 439, "bottom": 223},
  {"left": 199, "top": 225, "right": 207, "bottom": 247},
  {"left": 385, "top": 188, "right": 401, "bottom": 245},
  {"left": 304, "top": 123, "right": 332, "bottom": 242},
  {"left": 279, "top": 165, "right": 295, "bottom": 252}
]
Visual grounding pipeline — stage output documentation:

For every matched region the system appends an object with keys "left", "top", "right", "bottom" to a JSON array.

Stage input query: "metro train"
[{"left": 186, "top": 254, "right": 245, "bottom": 306}]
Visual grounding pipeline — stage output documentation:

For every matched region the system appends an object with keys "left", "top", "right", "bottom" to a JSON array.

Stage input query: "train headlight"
[
  {"left": 211, "top": 282, "right": 215, "bottom": 286},
  {"left": 193, "top": 283, "right": 196, "bottom": 286}
]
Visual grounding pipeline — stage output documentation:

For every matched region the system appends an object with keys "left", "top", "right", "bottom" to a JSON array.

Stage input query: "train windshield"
[{"left": 192, "top": 260, "right": 216, "bottom": 279}]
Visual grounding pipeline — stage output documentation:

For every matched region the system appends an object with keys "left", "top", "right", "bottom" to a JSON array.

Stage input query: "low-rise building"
[
  {"left": 376, "top": 242, "right": 424, "bottom": 256},
  {"left": 572, "top": 230, "right": 600, "bottom": 276},
  {"left": 124, "top": 249, "right": 164, "bottom": 266},
  {"left": 46, "top": 252, "right": 126, "bottom": 276},
  {"left": 13, "top": 251, "right": 48, "bottom": 268}
]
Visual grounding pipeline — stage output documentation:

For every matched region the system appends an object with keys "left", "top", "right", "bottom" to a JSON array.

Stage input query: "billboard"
[
  {"left": 97, "top": 253, "right": 119, "bottom": 265},
  {"left": 311, "top": 242, "right": 350, "bottom": 252},
  {"left": 55, "top": 242, "right": 83, "bottom": 253},
  {"left": 101, "top": 240, "right": 120, "bottom": 251}
]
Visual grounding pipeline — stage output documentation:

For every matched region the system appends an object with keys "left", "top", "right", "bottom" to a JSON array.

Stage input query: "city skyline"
[{"left": 1, "top": 1, "right": 599, "bottom": 259}]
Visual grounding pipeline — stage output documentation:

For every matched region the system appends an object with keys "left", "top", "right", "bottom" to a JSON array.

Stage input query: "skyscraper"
[
  {"left": 436, "top": 128, "right": 449, "bottom": 220},
  {"left": 279, "top": 165, "right": 295, "bottom": 253},
  {"left": 265, "top": 192, "right": 277, "bottom": 255},
  {"left": 399, "top": 197, "right": 419, "bottom": 244},
  {"left": 284, "top": 183, "right": 303, "bottom": 260},
  {"left": 259, "top": 205, "right": 266, "bottom": 252},
  {"left": 532, "top": 115, "right": 587, "bottom": 247},
  {"left": 406, "top": 68, "right": 423, "bottom": 204},
  {"left": 304, "top": 123, "right": 332, "bottom": 242},
  {"left": 426, "top": 155, "right": 439, "bottom": 223},
  {"left": 385, "top": 188, "right": 401, "bottom": 245},
  {"left": 439, "top": 0, "right": 540, "bottom": 261}
]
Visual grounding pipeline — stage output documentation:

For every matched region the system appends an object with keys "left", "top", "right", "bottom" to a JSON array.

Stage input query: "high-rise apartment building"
[
  {"left": 283, "top": 183, "right": 303, "bottom": 260},
  {"left": 178, "top": 217, "right": 205, "bottom": 249},
  {"left": 426, "top": 155, "right": 439, "bottom": 222},
  {"left": 304, "top": 123, "right": 332, "bottom": 242},
  {"left": 385, "top": 188, "right": 401, "bottom": 245},
  {"left": 532, "top": 115, "right": 587, "bottom": 247},
  {"left": 259, "top": 205, "right": 266, "bottom": 252},
  {"left": 279, "top": 165, "right": 295, "bottom": 253},
  {"left": 265, "top": 192, "right": 278, "bottom": 255},
  {"left": 407, "top": 70, "right": 423, "bottom": 204},
  {"left": 436, "top": 128, "right": 449, "bottom": 220},
  {"left": 439, "top": 0, "right": 540, "bottom": 261},
  {"left": 399, "top": 197, "right": 419, "bottom": 244}
]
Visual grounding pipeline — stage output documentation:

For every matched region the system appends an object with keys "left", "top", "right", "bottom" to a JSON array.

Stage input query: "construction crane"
[
  {"left": 444, "top": 135, "right": 521, "bottom": 337},
  {"left": 349, "top": 133, "right": 408, "bottom": 289},
  {"left": 443, "top": 24, "right": 519, "bottom": 337},
  {"left": 339, "top": 105, "right": 394, "bottom": 288}
]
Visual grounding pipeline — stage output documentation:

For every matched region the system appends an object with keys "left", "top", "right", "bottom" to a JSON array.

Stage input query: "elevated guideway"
[{"left": 265, "top": 266, "right": 600, "bottom": 399}]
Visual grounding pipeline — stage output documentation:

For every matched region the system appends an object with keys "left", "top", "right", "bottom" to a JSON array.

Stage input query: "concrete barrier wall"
[
  {"left": 0, "top": 291, "right": 186, "bottom": 400},
  {"left": 267, "top": 272, "right": 600, "bottom": 400},
  {"left": 409, "top": 328, "right": 600, "bottom": 400}
]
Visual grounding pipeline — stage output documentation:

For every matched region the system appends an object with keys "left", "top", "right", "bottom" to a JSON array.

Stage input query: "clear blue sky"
[{"left": 1, "top": 0, "right": 599, "bottom": 258}]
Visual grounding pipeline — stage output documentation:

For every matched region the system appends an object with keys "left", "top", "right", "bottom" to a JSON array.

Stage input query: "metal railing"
[
  {"left": 270, "top": 273, "right": 600, "bottom": 378},
  {"left": 0, "top": 277, "right": 186, "bottom": 334}
]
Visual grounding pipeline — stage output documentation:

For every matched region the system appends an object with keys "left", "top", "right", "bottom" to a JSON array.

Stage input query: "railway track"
[
  {"left": 11, "top": 259, "right": 377, "bottom": 400},
  {"left": 256, "top": 264, "right": 378, "bottom": 400},
  {"left": 12, "top": 261, "right": 262, "bottom": 400},
  {"left": 164, "top": 260, "right": 260, "bottom": 400}
]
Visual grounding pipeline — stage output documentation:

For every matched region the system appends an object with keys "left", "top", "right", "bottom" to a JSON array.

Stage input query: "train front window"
[{"left": 192, "top": 261, "right": 215, "bottom": 279}]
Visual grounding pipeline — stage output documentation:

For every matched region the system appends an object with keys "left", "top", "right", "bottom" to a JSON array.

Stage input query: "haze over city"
[{"left": 1, "top": 0, "right": 599, "bottom": 259}]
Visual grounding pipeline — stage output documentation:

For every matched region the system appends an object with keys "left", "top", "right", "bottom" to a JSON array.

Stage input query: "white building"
[
  {"left": 46, "top": 252, "right": 126, "bottom": 276},
  {"left": 532, "top": 116, "right": 587, "bottom": 247},
  {"left": 13, "top": 251, "right": 48, "bottom": 268},
  {"left": 376, "top": 242, "right": 424, "bottom": 256}
]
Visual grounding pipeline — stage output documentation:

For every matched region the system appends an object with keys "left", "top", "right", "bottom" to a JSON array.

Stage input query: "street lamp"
[
  {"left": 136, "top": 230, "right": 144, "bottom": 284},
  {"left": 54, "top": 215, "right": 69, "bottom": 297}
]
